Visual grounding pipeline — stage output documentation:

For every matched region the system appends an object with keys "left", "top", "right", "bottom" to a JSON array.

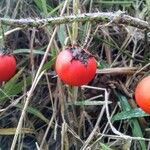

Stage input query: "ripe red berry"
[
  {"left": 0, "top": 54, "right": 16, "bottom": 82},
  {"left": 55, "top": 46, "right": 97, "bottom": 86},
  {"left": 135, "top": 76, "right": 150, "bottom": 114}
]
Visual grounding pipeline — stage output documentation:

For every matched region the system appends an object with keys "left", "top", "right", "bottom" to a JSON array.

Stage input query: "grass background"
[{"left": 0, "top": 0, "right": 150, "bottom": 149}]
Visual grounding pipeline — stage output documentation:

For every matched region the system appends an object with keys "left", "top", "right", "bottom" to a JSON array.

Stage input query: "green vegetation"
[{"left": 0, "top": 0, "right": 149, "bottom": 149}]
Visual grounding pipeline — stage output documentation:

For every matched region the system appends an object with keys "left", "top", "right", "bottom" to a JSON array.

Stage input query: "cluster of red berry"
[
  {"left": 55, "top": 45, "right": 150, "bottom": 114},
  {"left": 0, "top": 45, "right": 149, "bottom": 114}
]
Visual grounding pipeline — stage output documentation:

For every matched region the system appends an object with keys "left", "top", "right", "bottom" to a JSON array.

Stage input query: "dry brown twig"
[{"left": 96, "top": 67, "right": 138, "bottom": 75}]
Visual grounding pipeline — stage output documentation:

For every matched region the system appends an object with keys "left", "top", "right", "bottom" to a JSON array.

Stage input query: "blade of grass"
[
  {"left": 16, "top": 104, "right": 49, "bottom": 124},
  {"left": 57, "top": 24, "right": 67, "bottom": 46},
  {"left": 48, "top": 1, "right": 65, "bottom": 16},
  {"left": 114, "top": 91, "right": 147, "bottom": 150},
  {"left": 0, "top": 128, "right": 34, "bottom": 135},
  {"left": 0, "top": 76, "right": 32, "bottom": 102},
  {"left": 112, "top": 108, "right": 150, "bottom": 121},
  {"left": 100, "top": 143, "right": 113, "bottom": 150},
  {"left": 13, "top": 48, "right": 51, "bottom": 56},
  {"left": 41, "top": 57, "right": 55, "bottom": 71},
  {"left": 34, "top": 0, "right": 48, "bottom": 16},
  {"left": 3, "top": 68, "right": 24, "bottom": 90}
]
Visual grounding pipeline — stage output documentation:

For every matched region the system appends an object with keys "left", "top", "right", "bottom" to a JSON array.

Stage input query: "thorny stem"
[{"left": 0, "top": 11, "right": 149, "bottom": 31}]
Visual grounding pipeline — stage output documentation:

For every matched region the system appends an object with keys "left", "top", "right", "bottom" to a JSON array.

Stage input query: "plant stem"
[
  {"left": 72, "top": 0, "right": 79, "bottom": 45},
  {"left": 0, "top": 11, "right": 149, "bottom": 31}
]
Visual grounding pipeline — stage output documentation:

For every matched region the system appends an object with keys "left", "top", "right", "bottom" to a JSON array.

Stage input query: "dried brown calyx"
[{"left": 68, "top": 46, "right": 93, "bottom": 65}]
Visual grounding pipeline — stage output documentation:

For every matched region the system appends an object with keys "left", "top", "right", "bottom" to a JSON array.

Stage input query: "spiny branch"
[{"left": 0, "top": 11, "right": 149, "bottom": 30}]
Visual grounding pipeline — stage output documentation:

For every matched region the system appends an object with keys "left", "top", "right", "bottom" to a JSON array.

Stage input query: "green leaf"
[
  {"left": 112, "top": 108, "right": 150, "bottom": 121},
  {"left": 0, "top": 69, "right": 25, "bottom": 101},
  {"left": 34, "top": 0, "right": 48, "bottom": 16},
  {"left": 16, "top": 104, "right": 49, "bottom": 124},
  {"left": 42, "top": 57, "right": 56, "bottom": 71},
  {"left": 115, "top": 92, "right": 130, "bottom": 111},
  {"left": 57, "top": 24, "right": 67, "bottom": 46},
  {"left": 34, "top": 0, "right": 43, "bottom": 11},
  {"left": 98, "top": 60, "right": 110, "bottom": 69},
  {"left": 100, "top": 143, "right": 113, "bottom": 150},
  {"left": 114, "top": 91, "right": 147, "bottom": 150},
  {"left": 0, "top": 75, "right": 32, "bottom": 102},
  {"left": 13, "top": 48, "right": 51, "bottom": 56},
  {"left": 6, "top": 76, "right": 32, "bottom": 97},
  {"left": 48, "top": 1, "right": 65, "bottom": 16},
  {"left": 3, "top": 68, "right": 24, "bottom": 91},
  {"left": 37, "top": 0, "right": 48, "bottom": 16}
]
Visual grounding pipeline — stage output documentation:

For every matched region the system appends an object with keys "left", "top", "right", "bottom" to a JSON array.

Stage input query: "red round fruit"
[
  {"left": 135, "top": 76, "right": 150, "bottom": 114},
  {"left": 0, "top": 54, "right": 16, "bottom": 82},
  {"left": 55, "top": 47, "right": 97, "bottom": 86}
]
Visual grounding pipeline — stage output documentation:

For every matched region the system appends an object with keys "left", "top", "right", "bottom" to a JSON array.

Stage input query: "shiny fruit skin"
[
  {"left": 135, "top": 76, "right": 150, "bottom": 114},
  {"left": 0, "top": 54, "right": 16, "bottom": 82},
  {"left": 55, "top": 49, "right": 97, "bottom": 86}
]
